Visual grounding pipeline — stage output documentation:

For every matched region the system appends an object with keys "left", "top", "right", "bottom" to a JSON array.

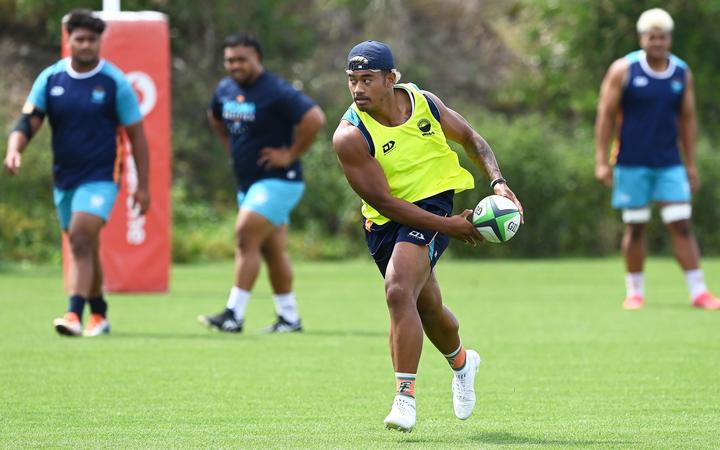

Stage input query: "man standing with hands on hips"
[{"left": 199, "top": 33, "right": 326, "bottom": 333}]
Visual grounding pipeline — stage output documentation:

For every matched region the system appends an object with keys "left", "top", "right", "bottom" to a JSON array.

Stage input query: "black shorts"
[{"left": 364, "top": 190, "right": 453, "bottom": 277}]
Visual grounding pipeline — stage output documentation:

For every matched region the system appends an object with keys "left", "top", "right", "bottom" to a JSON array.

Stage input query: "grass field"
[{"left": 1, "top": 258, "right": 719, "bottom": 449}]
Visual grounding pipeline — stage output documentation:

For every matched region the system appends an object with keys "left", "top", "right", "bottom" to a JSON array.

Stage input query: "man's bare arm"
[
  {"left": 679, "top": 69, "right": 699, "bottom": 192},
  {"left": 423, "top": 90, "right": 523, "bottom": 218},
  {"left": 4, "top": 108, "right": 44, "bottom": 175},
  {"left": 207, "top": 110, "right": 230, "bottom": 152},
  {"left": 259, "top": 105, "right": 326, "bottom": 169},
  {"left": 594, "top": 58, "right": 628, "bottom": 186},
  {"left": 124, "top": 121, "right": 151, "bottom": 214}
]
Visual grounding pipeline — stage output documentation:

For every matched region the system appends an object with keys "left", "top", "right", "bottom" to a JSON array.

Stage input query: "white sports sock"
[
  {"left": 443, "top": 343, "right": 467, "bottom": 371},
  {"left": 226, "top": 286, "right": 251, "bottom": 321},
  {"left": 273, "top": 292, "right": 299, "bottom": 323},
  {"left": 684, "top": 269, "right": 707, "bottom": 300},
  {"left": 625, "top": 272, "right": 644, "bottom": 298}
]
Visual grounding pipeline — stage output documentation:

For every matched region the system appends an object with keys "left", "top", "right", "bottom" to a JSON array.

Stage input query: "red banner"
[{"left": 62, "top": 12, "right": 171, "bottom": 292}]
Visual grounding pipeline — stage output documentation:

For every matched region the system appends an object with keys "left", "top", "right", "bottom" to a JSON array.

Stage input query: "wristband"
[{"left": 490, "top": 177, "right": 506, "bottom": 189}]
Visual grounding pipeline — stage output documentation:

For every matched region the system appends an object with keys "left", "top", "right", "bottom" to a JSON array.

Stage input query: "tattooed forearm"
[{"left": 464, "top": 134, "right": 502, "bottom": 181}]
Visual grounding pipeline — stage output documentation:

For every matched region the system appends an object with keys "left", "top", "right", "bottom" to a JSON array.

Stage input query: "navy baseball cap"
[{"left": 347, "top": 40, "right": 395, "bottom": 71}]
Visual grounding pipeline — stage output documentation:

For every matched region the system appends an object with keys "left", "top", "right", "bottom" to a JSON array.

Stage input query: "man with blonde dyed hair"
[
  {"left": 636, "top": 8, "right": 674, "bottom": 34},
  {"left": 595, "top": 8, "right": 720, "bottom": 310}
]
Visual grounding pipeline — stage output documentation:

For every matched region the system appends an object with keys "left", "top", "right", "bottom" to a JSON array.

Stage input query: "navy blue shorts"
[{"left": 364, "top": 191, "right": 453, "bottom": 277}]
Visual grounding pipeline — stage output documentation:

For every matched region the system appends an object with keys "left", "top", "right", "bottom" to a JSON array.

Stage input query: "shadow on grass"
[
  {"left": 106, "top": 329, "right": 386, "bottom": 340},
  {"left": 390, "top": 431, "right": 634, "bottom": 446},
  {"left": 302, "top": 329, "right": 386, "bottom": 338},
  {"left": 469, "top": 431, "right": 634, "bottom": 446},
  {"left": 645, "top": 303, "right": 697, "bottom": 310},
  {"left": 109, "top": 331, "right": 262, "bottom": 341}
]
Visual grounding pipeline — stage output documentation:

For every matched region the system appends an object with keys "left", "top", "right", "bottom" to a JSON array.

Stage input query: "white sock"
[
  {"left": 625, "top": 272, "right": 644, "bottom": 298},
  {"left": 684, "top": 269, "right": 707, "bottom": 300},
  {"left": 443, "top": 343, "right": 467, "bottom": 372},
  {"left": 273, "top": 292, "right": 299, "bottom": 323},
  {"left": 226, "top": 286, "right": 251, "bottom": 321}
]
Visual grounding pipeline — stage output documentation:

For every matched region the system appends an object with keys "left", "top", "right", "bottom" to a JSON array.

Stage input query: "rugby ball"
[{"left": 471, "top": 195, "right": 521, "bottom": 243}]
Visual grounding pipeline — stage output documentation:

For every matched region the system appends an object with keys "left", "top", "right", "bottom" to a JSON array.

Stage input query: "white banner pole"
[{"left": 103, "top": 0, "right": 121, "bottom": 13}]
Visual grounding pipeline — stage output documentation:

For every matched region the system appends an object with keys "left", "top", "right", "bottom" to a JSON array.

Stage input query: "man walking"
[{"left": 4, "top": 9, "right": 151, "bottom": 336}]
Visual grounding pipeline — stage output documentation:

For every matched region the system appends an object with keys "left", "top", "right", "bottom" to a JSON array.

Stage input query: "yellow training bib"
[{"left": 341, "top": 83, "right": 474, "bottom": 224}]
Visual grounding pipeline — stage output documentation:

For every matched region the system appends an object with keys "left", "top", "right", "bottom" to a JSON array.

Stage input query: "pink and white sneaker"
[
  {"left": 623, "top": 295, "right": 645, "bottom": 310},
  {"left": 692, "top": 292, "right": 720, "bottom": 310},
  {"left": 53, "top": 312, "right": 82, "bottom": 336},
  {"left": 83, "top": 314, "right": 111, "bottom": 337}
]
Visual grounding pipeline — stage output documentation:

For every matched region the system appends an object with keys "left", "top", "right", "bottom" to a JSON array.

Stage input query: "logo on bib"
[
  {"left": 382, "top": 140, "right": 396, "bottom": 154},
  {"left": 417, "top": 118, "right": 434, "bottom": 136}
]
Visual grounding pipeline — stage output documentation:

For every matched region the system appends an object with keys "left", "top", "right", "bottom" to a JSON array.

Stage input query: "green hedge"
[
  {"left": 2, "top": 112, "right": 719, "bottom": 263},
  {"left": 448, "top": 111, "right": 720, "bottom": 258}
]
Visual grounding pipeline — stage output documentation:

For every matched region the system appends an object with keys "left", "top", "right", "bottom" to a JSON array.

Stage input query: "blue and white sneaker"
[
  {"left": 198, "top": 309, "right": 243, "bottom": 333},
  {"left": 261, "top": 315, "right": 302, "bottom": 333}
]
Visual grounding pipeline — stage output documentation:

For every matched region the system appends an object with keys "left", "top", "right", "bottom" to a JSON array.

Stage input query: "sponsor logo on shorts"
[
  {"left": 252, "top": 191, "right": 268, "bottom": 204},
  {"left": 409, "top": 230, "right": 425, "bottom": 241},
  {"left": 90, "top": 195, "right": 105, "bottom": 208}
]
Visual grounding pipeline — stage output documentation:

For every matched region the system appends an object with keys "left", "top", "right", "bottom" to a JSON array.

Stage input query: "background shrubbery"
[{"left": 1, "top": 0, "right": 719, "bottom": 263}]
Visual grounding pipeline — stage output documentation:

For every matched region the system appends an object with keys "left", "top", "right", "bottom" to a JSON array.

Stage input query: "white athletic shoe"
[
  {"left": 383, "top": 395, "right": 416, "bottom": 432},
  {"left": 452, "top": 349, "right": 481, "bottom": 420}
]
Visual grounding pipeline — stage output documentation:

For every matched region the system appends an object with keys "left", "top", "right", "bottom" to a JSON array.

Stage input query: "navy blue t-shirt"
[
  {"left": 25, "top": 58, "right": 142, "bottom": 189},
  {"left": 618, "top": 50, "right": 687, "bottom": 168},
  {"left": 210, "top": 71, "right": 315, "bottom": 191}
]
